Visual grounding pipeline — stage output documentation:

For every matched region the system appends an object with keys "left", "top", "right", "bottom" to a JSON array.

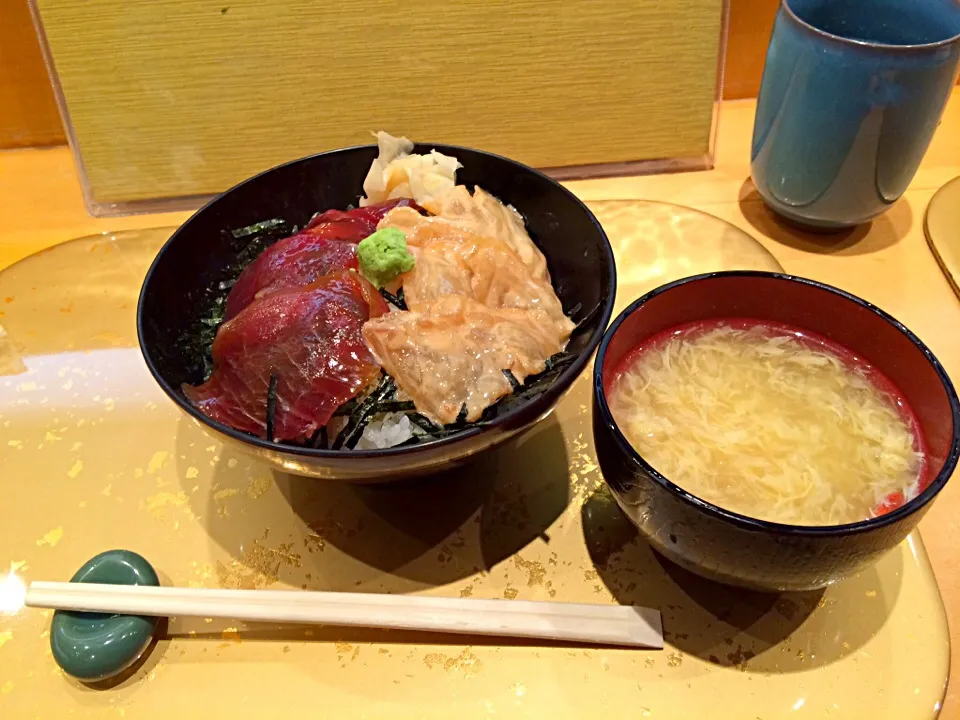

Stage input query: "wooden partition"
[
  {"left": 31, "top": 0, "right": 729, "bottom": 206},
  {"left": 725, "top": 0, "right": 780, "bottom": 98},
  {"left": 0, "top": 0, "right": 800, "bottom": 152},
  {"left": 0, "top": 0, "right": 64, "bottom": 147}
]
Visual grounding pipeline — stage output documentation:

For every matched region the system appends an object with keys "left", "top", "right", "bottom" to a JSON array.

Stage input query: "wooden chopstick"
[{"left": 26, "top": 582, "right": 663, "bottom": 649}]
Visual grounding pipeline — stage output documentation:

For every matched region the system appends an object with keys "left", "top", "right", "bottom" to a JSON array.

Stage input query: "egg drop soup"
[{"left": 608, "top": 319, "right": 927, "bottom": 526}]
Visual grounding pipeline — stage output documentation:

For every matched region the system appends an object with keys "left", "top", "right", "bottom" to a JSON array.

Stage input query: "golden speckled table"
[{"left": 0, "top": 203, "right": 950, "bottom": 719}]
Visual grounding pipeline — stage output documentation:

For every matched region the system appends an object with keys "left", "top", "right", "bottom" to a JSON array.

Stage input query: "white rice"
[{"left": 354, "top": 412, "right": 418, "bottom": 450}]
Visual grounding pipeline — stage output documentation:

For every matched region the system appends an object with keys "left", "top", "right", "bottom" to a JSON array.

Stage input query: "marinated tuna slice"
[
  {"left": 224, "top": 199, "right": 421, "bottom": 320},
  {"left": 362, "top": 295, "right": 566, "bottom": 425},
  {"left": 225, "top": 235, "right": 358, "bottom": 320},
  {"left": 186, "top": 270, "right": 388, "bottom": 442},
  {"left": 304, "top": 198, "right": 423, "bottom": 237}
]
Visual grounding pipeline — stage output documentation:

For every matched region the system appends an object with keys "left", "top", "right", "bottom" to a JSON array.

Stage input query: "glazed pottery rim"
[
  {"left": 780, "top": 0, "right": 960, "bottom": 51},
  {"left": 138, "top": 142, "right": 618, "bottom": 460},
  {"left": 594, "top": 270, "right": 960, "bottom": 537}
]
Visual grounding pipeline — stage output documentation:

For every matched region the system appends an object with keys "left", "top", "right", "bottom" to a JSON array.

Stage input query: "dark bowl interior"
[
  {"left": 593, "top": 271, "right": 960, "bottom": 591},
  {"left": 138, "top": 144, "right": 616, "bottom": 482}
]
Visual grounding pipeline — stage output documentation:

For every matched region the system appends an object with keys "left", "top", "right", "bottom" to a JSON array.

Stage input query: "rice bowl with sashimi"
[{"left": 165, "top": 133, "right": 597, "bottom": 453}]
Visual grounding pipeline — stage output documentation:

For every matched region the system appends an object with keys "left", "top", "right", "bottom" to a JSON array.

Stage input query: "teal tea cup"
[{"left": 751, "top": 0, "right": 960, "bottom": 230}]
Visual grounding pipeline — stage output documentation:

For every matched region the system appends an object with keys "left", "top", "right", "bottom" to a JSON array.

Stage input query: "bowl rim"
[
  {"left": 137, "top": 141, "right": 617, "bottom": 459},
  {"left": 779, "top": 0, "right": 960, "bottom": 53},
  {"left": 593, "top": 269, "right": 960, "bottom": 536}
]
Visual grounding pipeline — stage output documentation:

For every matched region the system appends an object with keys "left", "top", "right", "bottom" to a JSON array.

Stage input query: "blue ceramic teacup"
[{"left": 751, "top": 0, "right": 960, "bottom": 230}]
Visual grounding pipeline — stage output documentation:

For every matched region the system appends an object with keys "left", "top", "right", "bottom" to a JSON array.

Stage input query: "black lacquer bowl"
[
  {"left": 593, "top": 272, "right": 960, "bottom": 591},
  {"left": 138, "top": 144, "right": 616, "bottom": 482}
]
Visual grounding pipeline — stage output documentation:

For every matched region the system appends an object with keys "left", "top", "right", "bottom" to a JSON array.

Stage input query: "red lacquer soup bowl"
[{"left": 592, "top": 271, "right": 960, "bottom": 591}]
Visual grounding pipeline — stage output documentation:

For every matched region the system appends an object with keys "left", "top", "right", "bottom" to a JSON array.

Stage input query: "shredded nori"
[
  {"left": 178, "top": 217, "right": 295, "bottom": 381},
  {"left": 408, "top": 413, "right": 441, "bottom": 434},
  {"left": 395, "top": 435, "right": 423, "bottom": 448},
  {"left": 331, "top": 374, "right": 396, "bottom": 450},
  {"left": 309, "top": 425, "right": 329, "bottom": 450},
  {"left": 572, "top": 302, "right": 602, "bottom": 335},
  {"left": 478, "top": 351, "right": 576, "bottom": 421},
  {"left": 331, "top": 393, "right": 413, "bottom": 418},
  {"left": 332, "top": 396, "right": 362, "bottom": 418},
  {"left": 503, "top": 369, "right": 521, "bottom": 391},
  {"left": 378, "top": 287, "right": 407, "bottom": 310},
  {"left": 265, "top": 373, "right": 279, "bottom": 442},
  {"left": 378, "top": 400, "right": 416, "bottom": 413},
  {"left": 543, "top": 350, "right": 577, "bottom": 373},
  {"left": 230, "top": 218, "right": 288, "bottom": 240},
  {"left": 187, "top": 299, "right": 226, "bottom": 379},
  {"left": 229, "top": 220, "right": 297, "bottom": 278}
]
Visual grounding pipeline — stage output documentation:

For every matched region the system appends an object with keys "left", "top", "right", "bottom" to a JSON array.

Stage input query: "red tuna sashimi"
[
  {"left": 224, "top": 199, "right": 422, "bottom": 320},
  {"left": 225, "top": 235, "right": 358, "bottom": 320},
  {"left": 304, "top": 198, "right": 423, "bottom": 235},
  {"left": 185, "top": 270, "right": 389, "bottom": 443}
]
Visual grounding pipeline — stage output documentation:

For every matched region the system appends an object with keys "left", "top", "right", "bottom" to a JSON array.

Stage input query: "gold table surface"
[{"left": 0, "top": 204, "right": 949, "bottom": 719}]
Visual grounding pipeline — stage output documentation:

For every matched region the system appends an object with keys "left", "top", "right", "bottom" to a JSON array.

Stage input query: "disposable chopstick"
[{"left": 26, "top": 582, "right": 663, "bottom": 649}]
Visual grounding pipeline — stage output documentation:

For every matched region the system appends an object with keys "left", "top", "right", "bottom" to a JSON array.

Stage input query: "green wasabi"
[{"left": 356, "top": 227, "right": 416, "bottom": 288}]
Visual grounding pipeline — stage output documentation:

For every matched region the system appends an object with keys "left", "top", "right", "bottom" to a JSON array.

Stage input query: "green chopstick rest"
[{"left": 50, "top": 549, "right": 160, "bottom": 682}]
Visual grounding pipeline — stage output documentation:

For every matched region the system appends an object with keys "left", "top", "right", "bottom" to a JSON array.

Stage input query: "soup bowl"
[
  {"left": 138, "top": 143, "right": 616, "bottom": 482},
  {"left": 592, "top": 271, "right": 960, "bottom": 591}
]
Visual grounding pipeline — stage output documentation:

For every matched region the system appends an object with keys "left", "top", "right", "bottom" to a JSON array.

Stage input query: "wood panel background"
[
  {"left": 724, "top": 0, "right": 780, "bottom": 99},
  {"left": 0, "top": 0, "right": 65, "bottom": 147},
  {"left": 3, "top": 0, "right": 779, "bottom": 152},
  {"left": 31, "top": 0, "right": 725, "bottom": 206}
]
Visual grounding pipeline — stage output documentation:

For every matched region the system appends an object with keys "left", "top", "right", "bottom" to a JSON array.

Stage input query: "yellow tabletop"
[{"left": 1, "top": 90, "right": 958, "bottom": 717}]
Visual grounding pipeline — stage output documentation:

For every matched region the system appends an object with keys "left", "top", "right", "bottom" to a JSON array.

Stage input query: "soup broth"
[{"left": 609, "top": 319, "right": 926, "bottom": 526}]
